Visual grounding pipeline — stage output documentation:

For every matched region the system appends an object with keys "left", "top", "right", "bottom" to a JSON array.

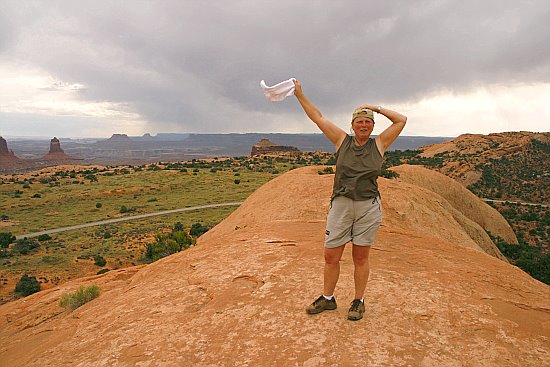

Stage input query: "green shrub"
[
  {"left": 84, "top": 174, "right": 98, "bottom": 182},
  {"left": 95, "top": 202, "right": 102, "bottom": 208},
  {"left": 15, "top": 274, "right": 41, "bottom": 296},
  {"left": 120, "top": 206, "right": 136, "bottom": 214},
  {"left": 318, "top": 166, "right": 334, "bottom": 175},
  {"left": 0, "top": 232, "right": 16, "bottom": 249},
  {"left": 142, "top": 229, "right": 192, "bottom": 263},
  {"left": 12, "top": 238, "right": 40, "bottom": 255},
  {"left": 60, "top": 285, "right": 100, "bottom": 310},
  {"left": 190, "top": 223, "right": 209, "bottom": 237},
  {"left": 93, "top": 255, "right": 107, "bottom": 267},
  {"left": 381, "top": 167, "right": 399, "bottom": 179},
  {"left": 97, "top": 269, "right": 109, "bottom": 275},
  {"left": 234, "top": 179, "right": 241, "bottom": 184},
  {"left": 495, "top": 238, "right": 549, "bottom": 285},
  {"left": 37, "top": 234, "right": 52, "bottom": 241}
]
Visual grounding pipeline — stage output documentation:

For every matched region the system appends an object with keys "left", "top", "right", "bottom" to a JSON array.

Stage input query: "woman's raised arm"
[
  {"left": 294, "top": 80, "right": 346, "bottom": 150},
  {"left": 357, "top": 103, "right": 407, "bottom": 155}
]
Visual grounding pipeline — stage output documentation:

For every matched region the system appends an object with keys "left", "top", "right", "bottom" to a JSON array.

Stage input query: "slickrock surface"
[
  {"left": 0, "top": 166, "right": 548, "bottom": 366},
  {"left": 390, "top": 165, "right": 518, "bottom": 247}
]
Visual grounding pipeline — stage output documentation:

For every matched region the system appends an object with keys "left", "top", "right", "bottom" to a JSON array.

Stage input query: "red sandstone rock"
[
  {"left": 0, "top": 166, "right": 548, "bottom": 366},
  {"left": 40, "top": 137, "right": 77, "bottom": 162},
  {"left": 0, "top": 136, "right": 26, "bottom": 170},
  {"left": 0, "top": 136, "right": 10, "bottom": 155}
]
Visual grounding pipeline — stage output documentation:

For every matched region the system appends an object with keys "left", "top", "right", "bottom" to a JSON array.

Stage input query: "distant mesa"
[
  {"left": 95, "top": 134, "right": 135, "bottom": 149},
  {"left": 251, "top": 138, "right": 300, "bottom": 156},
  {"left": 110, "top": 133, "right": 132, "bottom": 142},
  {"left": 106, "top": 134, "right": 134, "bottom": 145}
]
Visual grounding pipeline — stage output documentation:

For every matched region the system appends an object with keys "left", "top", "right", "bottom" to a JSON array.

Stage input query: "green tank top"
[{"left": 331, "top": 135, "right": 384, "bottom": 200}]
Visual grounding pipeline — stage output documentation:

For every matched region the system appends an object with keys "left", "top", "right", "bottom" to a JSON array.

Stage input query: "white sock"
[{"left": 323, "top": 294, "right": 334, "bottom": 300}]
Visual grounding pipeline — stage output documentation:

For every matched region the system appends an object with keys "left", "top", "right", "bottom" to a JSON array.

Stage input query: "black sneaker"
[
  {"left": 347, "top": 299, "right": 365, "bottom": 321},
  {"left": 306, "top": 295, "right": 337, "bottom": 314}
]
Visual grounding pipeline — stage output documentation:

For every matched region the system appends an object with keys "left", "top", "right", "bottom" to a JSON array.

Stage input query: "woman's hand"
[
  {"left": 356, "top": 103, "right": 377, "bottom": 112},
  {"left": 293, "top": 79, "right": 303, "bottom": 97}
]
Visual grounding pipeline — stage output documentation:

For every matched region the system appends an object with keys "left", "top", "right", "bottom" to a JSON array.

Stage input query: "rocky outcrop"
[
  {"left": 390, "top": 165, "right": 518, "bottom": 246},
  {"left": 418, "top": 132, "right": 550, "bottom": 205},
  {"left": 48, "top": 137, "right": 64, "bottom": 154},
  {"left": 250, "top": 138, "right": 299, "bottom": 156},
  {"left": 40, "top": 137, "right": 77, "bottom": 162},
  {"left": 0, "top": 137, "right": 25, "bottom": 170},
  {"left": 0, "top": 166, "right": 548, "bottom": 366},
  {"left": 0, "top": 136, "right": 10, "bottom": 155},
  {"left": 421, "top": 132, "right": 550, "bottom": 158},
  {"left": 0, "top": 136, "right": 19, "bottom": 160}
]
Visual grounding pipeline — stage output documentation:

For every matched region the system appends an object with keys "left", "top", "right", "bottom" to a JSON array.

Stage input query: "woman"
[{"left": 294, "top": 79, "right": 407, "bottom": 321}]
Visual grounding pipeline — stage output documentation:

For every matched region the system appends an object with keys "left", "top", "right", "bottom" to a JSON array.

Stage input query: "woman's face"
[{"left": 352, "top": 117, "right": 374, "bottom": 139}]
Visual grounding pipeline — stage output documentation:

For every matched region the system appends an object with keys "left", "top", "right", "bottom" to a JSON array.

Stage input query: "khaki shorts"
[{"left": 325, "top": 195, "right": 383, "bottom": 248}]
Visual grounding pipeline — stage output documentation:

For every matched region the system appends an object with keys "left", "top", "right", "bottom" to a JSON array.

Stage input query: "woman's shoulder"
[{"left": 336, "top": 134, "right": 352, "bottom": 152}]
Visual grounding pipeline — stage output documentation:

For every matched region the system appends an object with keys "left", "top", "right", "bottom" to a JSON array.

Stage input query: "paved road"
[
  {"left": 15, "top": 202, "right": 243, "bottom": 240},
  {"left": 481, "top": 198, "right": 548, "bottom": 208}
]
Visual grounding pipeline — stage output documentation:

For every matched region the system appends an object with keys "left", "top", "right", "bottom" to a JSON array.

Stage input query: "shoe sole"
[
  {"left": 306, "top": 305, "right": 337, "bottom": 314},
  {"left": 347, "top": 315, "right": 363, "bottom": 321}
]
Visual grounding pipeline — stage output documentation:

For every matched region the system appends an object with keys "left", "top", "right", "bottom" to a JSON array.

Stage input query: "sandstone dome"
[{"left": 0, "top": 166, "right": 548, "bottom": 366}]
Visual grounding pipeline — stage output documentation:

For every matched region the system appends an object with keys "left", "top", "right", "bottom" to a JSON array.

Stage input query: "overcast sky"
[{"left": 1, "top": 0, "right": 549, "bottom": 138}]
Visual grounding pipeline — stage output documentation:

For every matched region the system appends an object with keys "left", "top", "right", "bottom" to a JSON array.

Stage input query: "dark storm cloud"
[{"left": 2, "top": 0, "right": 549, "bottom": 133}]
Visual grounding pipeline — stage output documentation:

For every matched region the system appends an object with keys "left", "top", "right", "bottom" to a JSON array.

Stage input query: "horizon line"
[{"left": 2, "top": 132, "right": 469, "bottom": 140}]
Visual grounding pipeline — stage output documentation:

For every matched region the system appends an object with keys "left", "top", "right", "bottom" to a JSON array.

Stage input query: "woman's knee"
[
  {"left": 352, "top": 246, "right": 370, "bottom": 266},
  {"left": 324, "top": 246, "right": 344, "bottom": 265}
]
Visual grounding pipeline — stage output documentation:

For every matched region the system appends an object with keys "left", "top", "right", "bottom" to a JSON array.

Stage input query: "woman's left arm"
[{"left": 358, "top": 104, "right": 407, "bottom": 154}]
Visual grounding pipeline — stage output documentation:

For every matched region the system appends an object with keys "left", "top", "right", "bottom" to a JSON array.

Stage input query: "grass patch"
[{"left": 60, "top": 284, "right": 100, "bottom": 310}]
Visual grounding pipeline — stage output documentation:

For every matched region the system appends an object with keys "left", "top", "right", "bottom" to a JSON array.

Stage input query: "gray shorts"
[{"left": 324, "top": 195, "right": 383, "bottom": 248}]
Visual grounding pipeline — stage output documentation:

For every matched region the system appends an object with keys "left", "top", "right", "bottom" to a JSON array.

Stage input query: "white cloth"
[{"left": 260, "top": 78, "right": 296, "bottom": 102}]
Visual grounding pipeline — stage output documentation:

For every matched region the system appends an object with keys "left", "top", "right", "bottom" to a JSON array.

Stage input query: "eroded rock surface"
[{"left": 0, "top": 166, "right": 548, "bottom": 366}]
